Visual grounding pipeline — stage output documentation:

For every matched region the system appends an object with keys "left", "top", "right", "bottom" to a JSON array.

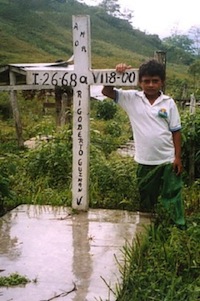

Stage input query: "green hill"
[
  {"left": 0, "top": 0, "right": 165, "bottom": 66},
  {"left": 0, "top": 0, "right": 196, "bottom": 95}
]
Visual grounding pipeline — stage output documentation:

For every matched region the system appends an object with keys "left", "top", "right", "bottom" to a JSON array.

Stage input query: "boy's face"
[{"left": 139, "top": 76, "right": 164, "bottom": 97}]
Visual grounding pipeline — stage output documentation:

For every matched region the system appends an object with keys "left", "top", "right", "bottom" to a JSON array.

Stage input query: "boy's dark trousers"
[{"left": 137, "top": 163, "right": 186, "bottom": 226}]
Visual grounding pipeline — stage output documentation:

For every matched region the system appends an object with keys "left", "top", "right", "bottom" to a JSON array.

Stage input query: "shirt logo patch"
[{"left": 158, "top": 108, "right": 168, "bottom": 119}]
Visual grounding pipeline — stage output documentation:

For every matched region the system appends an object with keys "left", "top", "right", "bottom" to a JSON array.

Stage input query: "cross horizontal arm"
[
  {"left": 90, "top": 69, "right": 138, "bottom": 86},
  {"left": 26, "top": 68, "right": 139, "bottom": 87}
]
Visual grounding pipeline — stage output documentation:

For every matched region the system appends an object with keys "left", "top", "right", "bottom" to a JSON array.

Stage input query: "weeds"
[
  {"left": 0, "top": 273, "right": 31, "bottom": 287},
  {"left": 115, "top": 212, "right": 200, "bottom": 301}
]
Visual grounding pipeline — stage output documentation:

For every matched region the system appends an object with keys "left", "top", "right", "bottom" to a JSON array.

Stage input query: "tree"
[
  {"left": 163, "top": 34, "right": 194, "bottom": 54},
  {"left": 189, "top": 26, "right": 200, "bottom": 57},
  {"left": 99, "top": 0, "right": 121, "bottom": 17},
  {"left": 162, "top": 33, "right": 195, "bottom": 65},
  {"left": 188, "top": 60, "right": 200, "bottom": 88},
  {"left": 121, "top": 8, "right": 134, "bottom": 24}
]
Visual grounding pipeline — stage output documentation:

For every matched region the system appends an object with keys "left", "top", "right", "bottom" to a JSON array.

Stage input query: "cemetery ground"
[{"left": 0, "top": 93, "right": 200, "bottom": 300}]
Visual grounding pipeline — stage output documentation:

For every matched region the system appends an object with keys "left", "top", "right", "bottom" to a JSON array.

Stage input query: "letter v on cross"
[{"left": 26, "top": 15, "right": 139, "bottom": 211}]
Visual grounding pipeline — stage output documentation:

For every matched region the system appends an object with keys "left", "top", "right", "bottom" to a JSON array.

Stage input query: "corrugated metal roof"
[{"left": 0, "top": 54, "right": 73, "bottom": 72}]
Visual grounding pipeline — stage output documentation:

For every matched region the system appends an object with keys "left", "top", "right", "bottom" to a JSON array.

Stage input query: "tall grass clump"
[
  {"left": 115, "top": 210, "right": 200, "bottom": 301},
  {"left": 16, "top": 128, "right": 72, "bottom": 204},
  {"left": 90, "top": 149, "right": 139, "bottom": 210}
]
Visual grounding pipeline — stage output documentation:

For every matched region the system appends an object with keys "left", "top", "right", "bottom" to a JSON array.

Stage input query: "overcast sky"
[{"left": 83, "top": 0, "right": 199, "bottom": 38}]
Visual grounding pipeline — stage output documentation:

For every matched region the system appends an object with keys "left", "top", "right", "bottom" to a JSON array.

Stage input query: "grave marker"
[{"left": 26, "top": 15, "right": 139, "bottom": 211}]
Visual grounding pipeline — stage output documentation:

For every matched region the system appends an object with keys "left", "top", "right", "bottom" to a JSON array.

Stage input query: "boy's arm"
[
  {"left": 172, "top": 130, "right": 182, "bottom": 175},
  {"left": 102, "top": 63, "right": 132, "bottom": 100},
  {"left": 102, "top": 86, "right": 116, "bottom": 99}
]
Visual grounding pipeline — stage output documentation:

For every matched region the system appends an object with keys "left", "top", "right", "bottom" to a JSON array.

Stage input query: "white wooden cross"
[{"left": 26, "top": 15, "right": 139, "bottom": 211}]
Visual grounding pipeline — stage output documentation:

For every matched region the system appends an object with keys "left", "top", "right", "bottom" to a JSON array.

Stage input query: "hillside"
[
  {"left": 1, "top": 0, "right": 196, "bottom": 96},
  {"left": 0, "top": 0, "right": 165, "bottom": 67}
]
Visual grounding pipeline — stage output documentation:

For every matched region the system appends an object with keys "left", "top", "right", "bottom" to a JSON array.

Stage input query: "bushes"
[
  {"left": 90, "top": 149, "right": 139, "bottom": 209},
  {"left": 91, "top": 99, "right": 131, "bottom": 156},
  {"left": 181, "top": 108, "right": 200, "bottom": 182},
  {"left": 25, "top": 136, "right": 72, "bottom": 188},
  {"left": 0, "top": 175, "right": 11, "bottom": 215},
  {"left": 0, "top": 154, "right": 19, "bottom": 215},
  {"left": 1, "top": 137, "right": 140, "bottom": 211},
  {"left": 1, "top": 96, "right": 200, "bottom": 212},
  {"left": 95, "top": 99, "right": 117, "bottom": 120},
  {"left": 0, "top": 130, "right": 140, "bottom": 211}
]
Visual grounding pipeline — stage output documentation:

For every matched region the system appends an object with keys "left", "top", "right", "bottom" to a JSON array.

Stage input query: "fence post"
[
  {"left": 9, "top": 70, "right": 24, "bottom": 147},
  {"left": 189, "top": 94, "right": 196, "bottom": 184},
  {"left": 154, "top": 50, "right": 166, "bottom": 93}
]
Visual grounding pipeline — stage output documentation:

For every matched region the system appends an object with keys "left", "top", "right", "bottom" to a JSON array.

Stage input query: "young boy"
[{"left": 102, "top": 60, "right": 186, "bottom": 227}]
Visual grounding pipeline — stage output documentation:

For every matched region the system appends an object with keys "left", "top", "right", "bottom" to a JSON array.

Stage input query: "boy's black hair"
[{"left": 139, "top": 59, "right": 166, "bottom": 82}]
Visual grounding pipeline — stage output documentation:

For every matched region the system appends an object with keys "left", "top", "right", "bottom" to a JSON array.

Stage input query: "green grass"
[
  {"left": 0, "top": 273, "right": 31, "bottom": 287},
  {"left": 115, "top": 213, "right": 200, "bottom": 301}
]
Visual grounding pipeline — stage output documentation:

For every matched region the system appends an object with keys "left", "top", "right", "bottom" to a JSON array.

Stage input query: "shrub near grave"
[
  {"left": 90, "top": 148, "right": 139, "bottom": 210},
  {"left": 181, "top": 108, "right": 200, "bottom": 181},
  {"left": 24, "top": 128, "right": 72, "bottom": 189},
  {"left": 95, "top": 99, "right": 117, "bottom": 120},
  {"left": 0, "top": 155, "right": 18, "bottom": 215}
]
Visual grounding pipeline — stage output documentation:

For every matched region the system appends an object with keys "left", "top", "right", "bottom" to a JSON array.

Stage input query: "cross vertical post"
[
  {"left": 72, "top": 15, "right": 91, "bottom": 210},
  {"left": 25, "top": 15, "right": 139, "bottom": 212}
]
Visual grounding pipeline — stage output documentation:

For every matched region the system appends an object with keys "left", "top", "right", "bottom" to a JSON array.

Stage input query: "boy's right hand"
[{"left": 116, "top": 63, "right": 132, "bottom": 73}]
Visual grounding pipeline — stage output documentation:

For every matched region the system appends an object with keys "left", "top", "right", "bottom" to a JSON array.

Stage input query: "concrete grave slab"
[{"left": 0, "top": 205, "right": 150, "bottom": 301}]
